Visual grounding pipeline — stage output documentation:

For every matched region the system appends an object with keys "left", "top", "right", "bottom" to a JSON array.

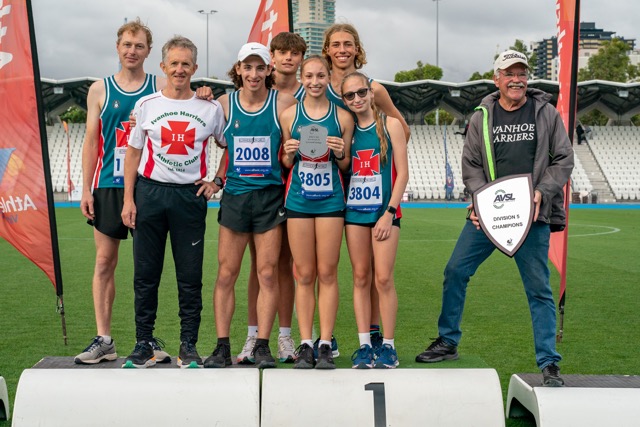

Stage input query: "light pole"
[
  {"left": 433, "top": 0, "right": 441, "bottom": 125},
  {"left": 198, "top": 9, "right": 218, "bottom": 78}
]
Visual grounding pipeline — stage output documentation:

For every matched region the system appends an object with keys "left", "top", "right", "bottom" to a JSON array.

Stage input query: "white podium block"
[
  {"left": 12, "top": 369, "right": 260, "bottom": 426},
  {"left": 262, "top": 369, "right": 504, "bottom": 427},
  {"left": 507, "top": 373, "right": 640, "bottom": 427},
  {"left": 0, "top": 376, "right": 9, "bottom": 421}
]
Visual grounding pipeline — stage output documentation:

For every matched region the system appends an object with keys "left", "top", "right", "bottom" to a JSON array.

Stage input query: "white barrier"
[
  {"left": 507, "top": 373, "right": 640, "bottom": 427},
  {"left": 12, "top": 369, "right": 260, "bottom": 426},
  {"left": 262, "top": 369, "right": 505, "bottom": 427},
  {"left": 0, "top": 376, "right": 9, "bottom": 421}
]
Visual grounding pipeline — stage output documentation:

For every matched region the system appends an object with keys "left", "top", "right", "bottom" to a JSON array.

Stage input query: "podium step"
[{"left": 507, "top": 373, "right": 640, "bottom": 427}]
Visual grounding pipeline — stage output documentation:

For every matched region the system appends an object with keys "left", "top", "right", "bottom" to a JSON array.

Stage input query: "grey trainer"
[{"left": 74, "top": 336, "right": 117, "bottom": 365}]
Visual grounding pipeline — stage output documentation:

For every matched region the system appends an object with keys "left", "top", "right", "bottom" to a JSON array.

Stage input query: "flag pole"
[
  {"left": 555, "top": 0, "right": 580, "bottom": 343},
  {"left": 26, "top": 0, "right": 67, "bottom": 344}
]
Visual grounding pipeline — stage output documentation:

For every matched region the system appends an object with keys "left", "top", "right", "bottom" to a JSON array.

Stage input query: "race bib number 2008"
[{"left": 233, "top": 136, "right": 272, "bottom": 174}]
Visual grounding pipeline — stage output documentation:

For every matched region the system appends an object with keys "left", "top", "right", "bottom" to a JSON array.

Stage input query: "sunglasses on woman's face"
[{"left": 342, "top": 87, "right": 370, "bottom": 101}]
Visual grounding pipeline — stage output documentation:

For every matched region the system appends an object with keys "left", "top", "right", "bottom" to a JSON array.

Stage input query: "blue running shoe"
[
  {"left": 374, "top": 344, "right": 399, "bottom": 369},
  {"left": 351, "top": 344, "right": 374, "bottom": 369}
]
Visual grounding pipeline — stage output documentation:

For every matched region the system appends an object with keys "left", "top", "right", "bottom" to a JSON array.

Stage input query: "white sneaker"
[
  {"left": 278, "top": 335, "right": 297, "bottom": 363},
  {"left": 236, "top": 335, "right": 256, "bottom": 364}
]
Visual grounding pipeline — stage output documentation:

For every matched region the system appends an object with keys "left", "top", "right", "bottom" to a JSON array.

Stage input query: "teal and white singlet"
[
  {"left": 222, "top": 89, "right": 284, "bottom": 195},
  {"left": 95, "top": 74, "right": 157, "bottom": 188},
  {"left": 284, "top": 102, "right": 345, "bottom": 213},
  {"left": 345, "top": 120, "right": 401, "bottom": 224}
]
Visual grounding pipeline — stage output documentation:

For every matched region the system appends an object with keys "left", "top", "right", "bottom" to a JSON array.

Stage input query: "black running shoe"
[
  {"left": 315, "top": 343, "right": 336, "bottom": 369},
  {"left": 313, "top": 336, "right": 340, "bottom": 358},
  {"left": 415, "top": 337, "right": 459, "bottom": 363},
  {"left": 122, "top": 341, "right": 155, "bottom": 369},
  {"left": 542, "top": 363, "right": 565, "bottom": 387},
  {"left": 177, "top": 341, "right": 203, "bottom": 369},
  {"left": 293, "top": 343, "right": 315, "bottom": 369},
  {"left": 252, "top": 342, "right": 276, "bottom": 369},
  {"left": 204, "top": 342, "right": 231, "bottom": 368}
]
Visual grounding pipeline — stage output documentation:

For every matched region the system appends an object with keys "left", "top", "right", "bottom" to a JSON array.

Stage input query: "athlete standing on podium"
[{"left": 76, "top": 18, "right": 169, "bottom": 365}]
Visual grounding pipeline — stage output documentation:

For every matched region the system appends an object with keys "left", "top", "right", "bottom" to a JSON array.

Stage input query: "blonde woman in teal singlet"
[
  {"left": 341, "top": 72, "right": 408, "bottom": 369},
  {"left": 281, "top": 56, "right": 354, "bottom": 369}
]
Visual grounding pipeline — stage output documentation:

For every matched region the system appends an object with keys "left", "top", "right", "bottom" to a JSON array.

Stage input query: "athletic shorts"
[
  {"left": 345, "top": 218, "right": 401, "bottom": 228},
  {"left": 286, "top": 208, "right": 345, "bottom": 219},
  {"left": 89, "top": 187, "right": 128, "bottom": 240},
  {"left": 218, "top": 185, "right": 286, "bottom": 233}
]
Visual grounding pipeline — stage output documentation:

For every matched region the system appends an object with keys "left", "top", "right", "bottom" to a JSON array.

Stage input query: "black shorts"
[
  {"left": 286, "top": 208, "right": 345, "bottom": 219},
  {"left": 345, "top": 218, "right": 401, "bottom": 228},
  {"left": 218, "top": 185, "right": 286, "bottom": 233},
  {"left": 90, "top": 187, "right": 128, "bottom": 240}
]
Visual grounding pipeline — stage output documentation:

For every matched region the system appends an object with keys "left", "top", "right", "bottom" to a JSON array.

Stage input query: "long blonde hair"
[{"left": 341, "top": 72, "right": 389, "bottom": 166}]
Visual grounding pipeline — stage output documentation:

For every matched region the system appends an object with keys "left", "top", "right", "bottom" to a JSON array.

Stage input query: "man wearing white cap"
[
  {"left": 204, "top": 42, "right": 297, "bottom": 369},
  {"left": 416, "top": 50, "right": 574, "bottom": 388}
]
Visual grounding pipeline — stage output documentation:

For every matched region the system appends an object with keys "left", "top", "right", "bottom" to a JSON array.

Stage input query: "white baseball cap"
[
  {"left": 493, "top": 50, "right": 529, "bottom": 73},
  {"left": 237, "top": 42, "right": 271, "bottom": 65}
]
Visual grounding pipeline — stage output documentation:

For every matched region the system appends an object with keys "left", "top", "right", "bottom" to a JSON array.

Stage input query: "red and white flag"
[
  {"left": 0, "top": 0, "right": 63, "bottom": 294},
  {"left": 247, "top": 0, "right": 291, "bottom": 46},
  {"left": 550, "top": 0, "right": 580, "bottom": 338}
]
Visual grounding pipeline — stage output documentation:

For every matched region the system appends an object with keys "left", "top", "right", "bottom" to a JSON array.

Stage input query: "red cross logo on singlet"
[
  {"left": 115, "top": 121, "right": 130, "bottom": 148},
  {"left": 352, "top": 149, "right": 380, "bottom": 176},
  {"left": 161, "top": 121, "right": 196, "bottom": 155}
]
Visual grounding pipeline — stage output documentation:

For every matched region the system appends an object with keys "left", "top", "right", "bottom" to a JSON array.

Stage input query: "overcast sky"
[{"left": 31, "top": 0, "right": 639, "bottom": 83}]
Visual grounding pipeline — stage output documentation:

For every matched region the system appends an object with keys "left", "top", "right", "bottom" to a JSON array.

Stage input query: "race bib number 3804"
[{"left": 346, "top": 175, "right": 382, "bottom": 212}]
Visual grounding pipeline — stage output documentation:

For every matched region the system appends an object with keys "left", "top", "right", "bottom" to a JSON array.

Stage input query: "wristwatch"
[
  {"left": 386, "top": 205, "right": 397, "bottom": 215},
  {"left": 213, "top": 176, "right": 224, "bottom": 188}
]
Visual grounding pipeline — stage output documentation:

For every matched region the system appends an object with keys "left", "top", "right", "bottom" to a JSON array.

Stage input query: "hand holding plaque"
[{"left": 472, "top": 174, "right": 534, "bottom": 257}]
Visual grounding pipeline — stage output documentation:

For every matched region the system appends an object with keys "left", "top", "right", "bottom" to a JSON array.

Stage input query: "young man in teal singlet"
[{"left": 76, "top": 18, "right": 168, "bottom": 364}]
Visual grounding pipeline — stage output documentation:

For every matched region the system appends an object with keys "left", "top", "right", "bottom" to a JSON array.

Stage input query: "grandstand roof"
[{"left": 40, "top": 77, "right": 640, "bottom": 124}]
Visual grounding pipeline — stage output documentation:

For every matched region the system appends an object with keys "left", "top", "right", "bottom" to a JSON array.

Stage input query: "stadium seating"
[
  {"left": 45, "top": 123, "right": 639, "bottom": 201},
  {"left": 587, "top": 126, "right": 640, "bottom": 200},
  {"left": 46, "top": 124, "right": 226, "bottom": 199}
]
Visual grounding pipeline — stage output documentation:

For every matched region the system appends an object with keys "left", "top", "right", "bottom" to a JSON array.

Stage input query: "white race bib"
[
  {"left": 113, "top": 146, "right": 127, "bottom": 184},
  {"left": 346, "top": 175, "right": 383, "bottom": 212},
  {"left": 233, "top": 136, "right": 272, "bottom": 175},
  {"left": 299, "top": 161, "right": 332, "bottom": 200}
]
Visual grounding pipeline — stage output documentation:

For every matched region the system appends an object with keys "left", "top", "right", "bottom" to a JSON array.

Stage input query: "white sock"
[
  {"left": 382, "top": 338, "right": 395, "bottom": 349},
  {"left": 301, "top": 339, "right": 314, "bottom": 348},
  {"left": 248, "top": 326, "right": 258, "bottom": 337},
  {"left": 279, "top": 327, "right": 291, "bottom": 337},
  {"left": 101, "top": 335, "right": 112, "bottom": 344},
  {"left": 358, "top": 333, "right": 372, "bottom": 347}
]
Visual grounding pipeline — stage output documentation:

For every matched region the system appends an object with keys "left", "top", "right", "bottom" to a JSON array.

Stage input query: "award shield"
[
  {"left": 298, "top": 124, "right": 329, "bottom": 160},
  {"left": 472, "top": 174, "right": 534, "bottom": 257}
]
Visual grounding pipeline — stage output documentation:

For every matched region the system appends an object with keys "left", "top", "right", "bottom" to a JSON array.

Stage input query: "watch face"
[{"left": 214, "top": 177, "right": 223, "bottom": 187}]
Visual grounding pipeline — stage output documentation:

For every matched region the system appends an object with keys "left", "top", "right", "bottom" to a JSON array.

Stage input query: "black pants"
[{"left": 132, "top": 177, "right": 207, "bottom": 343}]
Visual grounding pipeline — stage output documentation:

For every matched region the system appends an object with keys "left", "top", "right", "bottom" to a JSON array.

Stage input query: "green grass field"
[{"left": 1, "top": 206, "right": 639, "bottom": 426}]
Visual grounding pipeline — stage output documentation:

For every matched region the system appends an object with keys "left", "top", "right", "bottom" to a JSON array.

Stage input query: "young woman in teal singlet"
[
  {"left": 280, "top": 56, "right": 354, "bottom": 369},
  {"left": 341, "top": 72, "right": 408, "bottom": 369}
]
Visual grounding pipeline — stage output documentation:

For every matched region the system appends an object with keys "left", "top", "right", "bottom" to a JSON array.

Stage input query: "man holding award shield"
[{"left": 415, "top": 50, "right": 574, "bottom": 387}]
